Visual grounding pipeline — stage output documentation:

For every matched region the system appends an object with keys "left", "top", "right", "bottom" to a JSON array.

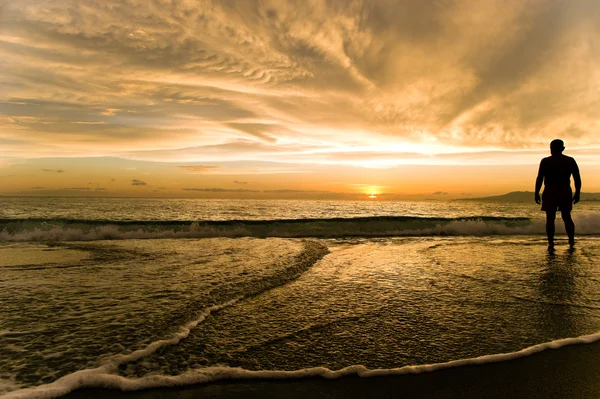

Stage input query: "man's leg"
[
  {"left": 561, "top": 209, "right": 575, "bottom": 247},
  {"left": 546, "top": 210, "right": 556, "bottom": 249}
]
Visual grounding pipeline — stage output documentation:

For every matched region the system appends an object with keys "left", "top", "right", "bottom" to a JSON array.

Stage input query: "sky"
[{"left": 1, "top": 0, "right": 599, "bottom": 199}]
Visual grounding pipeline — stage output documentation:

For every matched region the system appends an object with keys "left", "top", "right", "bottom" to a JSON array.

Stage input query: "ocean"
[{"left": 1, "top": 197, "right": 600, "bottom": 398}]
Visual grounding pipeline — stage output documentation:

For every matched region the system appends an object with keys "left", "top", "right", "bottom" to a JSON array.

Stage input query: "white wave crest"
[
  {"left": 2, "top": 214, "right": 600, "bottom": 241},
  {"left": 0, "top": 225, "right": 251, "bottom": 242}
]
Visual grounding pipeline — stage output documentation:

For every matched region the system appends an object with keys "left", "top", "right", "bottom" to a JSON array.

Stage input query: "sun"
[{"left": 363, "top": 186, "right": 380, "bottom": 199}]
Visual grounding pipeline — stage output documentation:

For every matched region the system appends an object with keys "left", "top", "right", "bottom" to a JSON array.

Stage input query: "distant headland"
[{"left": 459, "top": 191, "right": 600, "bottom": 202}]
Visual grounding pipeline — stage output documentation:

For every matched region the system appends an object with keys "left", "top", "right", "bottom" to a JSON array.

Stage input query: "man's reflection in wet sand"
[{"left": 538, "top": 248, "right": 580, "bottom": 339}]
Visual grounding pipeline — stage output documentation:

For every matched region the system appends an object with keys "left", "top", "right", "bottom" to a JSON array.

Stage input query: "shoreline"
[{"left": 62, "top": 340, "right": 600, "bottom": 399}]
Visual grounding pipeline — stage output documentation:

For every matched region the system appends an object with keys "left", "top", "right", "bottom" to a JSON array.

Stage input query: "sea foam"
[
  {"left": 0, "top": 299, "right": 239, "bottom": 399},
  {"left": 2, "top": 331, "right": 599, "bottom": 399}
]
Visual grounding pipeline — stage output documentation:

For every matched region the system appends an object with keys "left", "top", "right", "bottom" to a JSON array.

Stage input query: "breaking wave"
[{"left": 1, "top": 214, "right": 600, "bottom": 241}]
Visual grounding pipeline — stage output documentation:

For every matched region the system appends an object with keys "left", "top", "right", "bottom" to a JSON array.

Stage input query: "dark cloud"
[
  {"left": 62, "top": 187, "right": 90, "bottom": 190},
  {"left": 42, "top": 168, "right": 65, "bottom": 173},
  {"left": 233, "top": 180, "right": 248, "bottom": 184},
  {"left": 431, "top": 191, "right": 448, "bottom": 196},
  {"left": 30, "top": 186, "right": 45, "bottom": 189},
  {"left": 131, "top": 179, "right": 148, "bottom": 186},
  {"left": 182, "top": 188, "right": 260, "bottom": 192},
  {"left": 263, "top": 189, "right": 330, "bottom": 193}
]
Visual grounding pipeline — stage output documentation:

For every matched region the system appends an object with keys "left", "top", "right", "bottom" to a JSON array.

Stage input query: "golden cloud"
[{"left": 177, "top": 165, "right": 222, "bottom": 173}]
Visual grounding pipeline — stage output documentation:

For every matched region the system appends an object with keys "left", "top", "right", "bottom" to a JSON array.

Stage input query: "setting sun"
[{"left": 364, "top": 186, "right": 381, "bottom": 199}]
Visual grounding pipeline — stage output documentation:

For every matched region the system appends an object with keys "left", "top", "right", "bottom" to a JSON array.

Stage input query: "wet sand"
[{"left": 65, "top": 341, "right": 600, "bottom": 399}]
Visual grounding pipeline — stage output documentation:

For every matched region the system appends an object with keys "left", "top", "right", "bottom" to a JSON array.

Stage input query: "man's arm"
[
  {"left": 572, "top": 159, "right": 581, "bottom": 204},
  {"left": 535, "top": 160, "right": 545, "bottom": 204}
]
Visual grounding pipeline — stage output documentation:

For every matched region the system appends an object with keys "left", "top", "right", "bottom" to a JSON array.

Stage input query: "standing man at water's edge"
[{"left": 535, "top": 139, "right": 581, "bottom": 250}]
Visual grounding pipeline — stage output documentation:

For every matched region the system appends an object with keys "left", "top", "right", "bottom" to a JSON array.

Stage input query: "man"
[{"left": 535, "top": 139, "right": 581, "bottom": 250}]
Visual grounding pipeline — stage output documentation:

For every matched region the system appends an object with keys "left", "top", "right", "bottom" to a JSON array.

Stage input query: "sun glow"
[{"left": 365, "top": 186, "right": 380, "bottom": 199}]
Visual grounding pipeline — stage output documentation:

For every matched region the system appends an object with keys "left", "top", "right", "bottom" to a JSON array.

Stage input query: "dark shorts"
[{"left": 541, "top": 185, "right": 573, "bottom": 212}]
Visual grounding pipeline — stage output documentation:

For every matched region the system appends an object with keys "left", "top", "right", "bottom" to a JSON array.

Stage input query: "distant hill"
[{"left": 460, "top": 191, "right": 600, "bottom": 202}]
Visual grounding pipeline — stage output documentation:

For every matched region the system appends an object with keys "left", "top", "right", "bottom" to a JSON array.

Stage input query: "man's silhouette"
[{"left": 535, "top": 139, "right": 581, "bottom": 250}]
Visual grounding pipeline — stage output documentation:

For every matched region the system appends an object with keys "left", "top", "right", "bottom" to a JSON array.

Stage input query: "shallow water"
[{"left": 2, "top": 236, "right": 600, "bottom": 397}]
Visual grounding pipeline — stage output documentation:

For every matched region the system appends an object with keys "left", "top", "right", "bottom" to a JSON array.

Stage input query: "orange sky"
[{"left": 1, "top": 1, "right": 599, "bottom": 199}]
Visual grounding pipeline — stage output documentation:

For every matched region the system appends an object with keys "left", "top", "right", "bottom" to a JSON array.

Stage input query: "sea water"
[{"left": 1, "top": 197, "right": 600, "bottom": 398}]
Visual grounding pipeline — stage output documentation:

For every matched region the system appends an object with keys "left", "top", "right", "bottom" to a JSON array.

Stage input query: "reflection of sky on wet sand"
[
  {"left": 105, "top": 237, "right": 600, "bottom": 376},
  {"left": 2, "top": 236, "right": 600, "bottom": 393}
]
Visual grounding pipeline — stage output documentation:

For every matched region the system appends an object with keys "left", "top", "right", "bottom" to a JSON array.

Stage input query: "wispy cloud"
[
  {"left": 1, "top": 0, "right": 598, "bottom": 164},
  {"left": 177, "top": 165, "right": 221, "bottom": 173},
  {"left": 42, "top": 169, "right": 65, "bottom": 173}
]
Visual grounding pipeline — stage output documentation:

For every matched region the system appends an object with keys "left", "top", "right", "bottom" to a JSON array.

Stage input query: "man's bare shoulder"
[
  {"left": 545, "top": 154, "right": 576, "bottom": 162},
  {"left": 566, "top": 155, "right": 580, "bottom": 170},
  {"left": 559, "top": 154, "right": 578, "bottom": 165}
]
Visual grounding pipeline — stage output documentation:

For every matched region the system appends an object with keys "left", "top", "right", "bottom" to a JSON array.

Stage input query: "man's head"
[{"left": 550, "top": 139, "right": 565, "bottom": 155}]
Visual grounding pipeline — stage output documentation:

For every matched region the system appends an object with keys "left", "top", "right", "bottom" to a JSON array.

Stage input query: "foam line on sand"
[{"left": 4, "top": 332, "right": 600, "bottom": 399}]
